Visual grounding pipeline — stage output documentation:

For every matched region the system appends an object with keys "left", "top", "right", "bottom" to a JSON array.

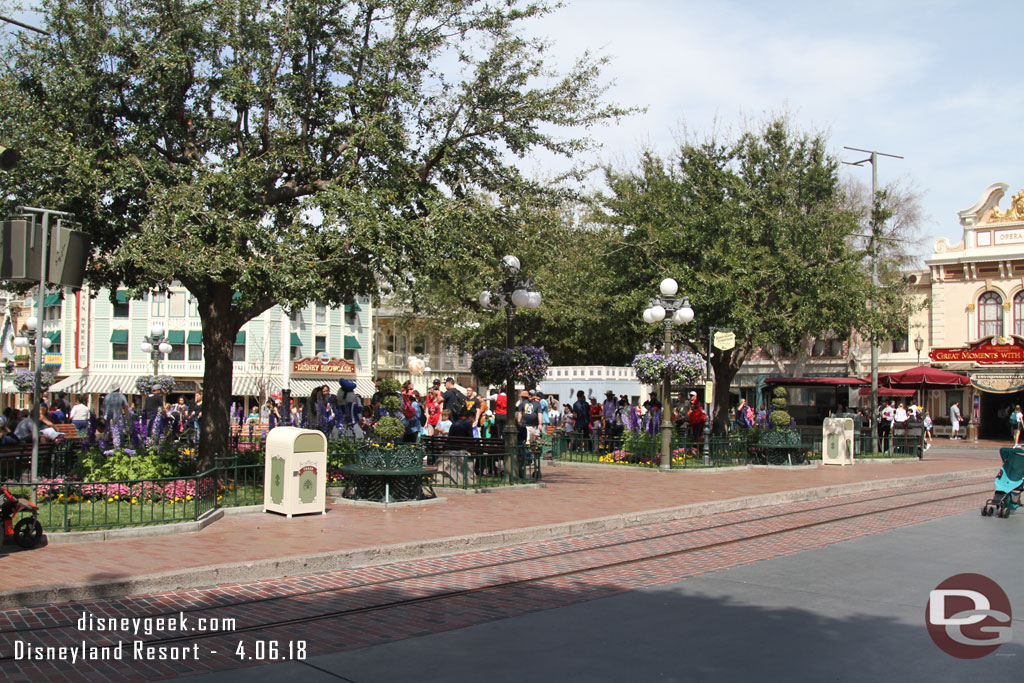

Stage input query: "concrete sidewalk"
[{"left": 0, "top": 442, "right": 999, "bottom": 608}]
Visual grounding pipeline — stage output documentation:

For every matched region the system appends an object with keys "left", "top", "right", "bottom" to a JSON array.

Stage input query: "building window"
[
  {"left": 168, "top": 344, "right": 185, "bottom": 361},
  {"left": 169, "top": 290, "right": 186, "bottom": 317},
  {"left": 891, "top": 330, "right": 909, "bottom": 353},
  {"left": 315, "top": 335, "right": 327, "bottom": 355},
  {"left": 188, "top": 344, "right": 203, "bottom": 361},
  {"left": 291, "top": 345, "right": 302, "bottom": 360},
  {"left": 1015, "top": 291, "right": 1024, "bottom": 337},
  {"left": 188, "top": 294, "right": 199, "bottom": 317},
  {"left": 151, "top": 291, "right": 166, "bottom": 317},
  {"left": 112, "top": 343, "right": 128, "bottom": 360},
  {"left": 113, "top": 291, "right": 130, "bottom": 318},
  {"left": 232, "top": 344, "right": 245, "bottom": 362},
  {"left": 979, "top": 291, "right": 1003, "bottom": 339},
  {"left": 344, "top": 348, "right": 357, "bottom": 364},
  {"left": 315, "top": 303, "right": 326, "bottom": 324},
  {"left": 290, "top": 308, "right": 301, "bottom": 323},
  {"left": 345, "top": 308, "right": 357, "bottom": 326}
]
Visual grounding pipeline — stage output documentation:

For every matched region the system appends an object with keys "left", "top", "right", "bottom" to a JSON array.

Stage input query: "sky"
[
  {"left": 519, "top": 0, "right": 1024, "bottom": 261},
  {"left": 5, "top": 0, "right": 1021, "bottom": 262}
]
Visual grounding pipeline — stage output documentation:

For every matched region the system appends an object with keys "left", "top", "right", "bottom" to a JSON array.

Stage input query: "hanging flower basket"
[
  {"left": 631, "top": 352, "right": 705, "bottom": 386},
  {"left": 11, "top": 369, "right": 55, "bottom": 393},
  {"left": 471, "top": 346, "right": 550, "bottom": 388},
  {"left": 135, "top": 375, "right": 177, "bottom": 395}
]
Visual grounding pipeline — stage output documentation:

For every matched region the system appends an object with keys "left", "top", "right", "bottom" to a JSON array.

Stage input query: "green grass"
[{"left": 5, "top": 482, "right": 265, "bottom": 532}]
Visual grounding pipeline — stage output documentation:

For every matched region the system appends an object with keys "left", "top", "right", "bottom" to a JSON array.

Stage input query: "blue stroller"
[{"left": 982, "top": 447, "right": 1024, "bottom": 518}]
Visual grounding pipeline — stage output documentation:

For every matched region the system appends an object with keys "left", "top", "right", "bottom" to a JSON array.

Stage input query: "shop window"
[{"left": 979, "top": 291, "right": 1003, "bottom": 338}]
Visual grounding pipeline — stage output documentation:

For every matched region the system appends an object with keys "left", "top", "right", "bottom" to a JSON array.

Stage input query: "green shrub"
[
  {"left": 381, "top": 395, "right": 402, "bottom": 413},
  {"left": 769, "top": 410, "right": 791, "bottom": 430},
  {"left": 374, "top": 415, "right": 406, "bottom": 443},
  {"left": 379, "top": 378, "right": 402, "bottom": 394}
]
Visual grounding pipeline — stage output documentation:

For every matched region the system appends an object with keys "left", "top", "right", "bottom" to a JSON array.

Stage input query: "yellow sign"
[
  {"left": 44, "top": 353, "right": 62, "bottom": 366},
  {"left": 704, "top": 381, "right": 714, "bottom": 404},
  {"left": 713, "top": 331, "right": 735, "bottom": 351}
]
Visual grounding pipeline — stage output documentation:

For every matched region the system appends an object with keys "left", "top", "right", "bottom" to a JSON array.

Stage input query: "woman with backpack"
[{"left": 1012, "top": 404, "right": 1023, "bottom": 448}]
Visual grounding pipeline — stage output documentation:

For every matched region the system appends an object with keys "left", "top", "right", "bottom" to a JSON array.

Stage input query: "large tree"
[
  {"left": 596, "top": 118, "right": 916, "bottom": 432},
  {"left": 0, "top": 0, "right": 624, "bottom": 464}
]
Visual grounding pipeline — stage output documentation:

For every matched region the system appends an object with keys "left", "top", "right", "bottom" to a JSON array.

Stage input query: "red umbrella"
[{"left": 878, "top": 365, "right": 971, "bottom": 390}]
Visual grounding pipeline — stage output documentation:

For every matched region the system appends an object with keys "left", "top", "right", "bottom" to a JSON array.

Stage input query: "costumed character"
[{"left": 336, "top": 378, "right": 365, "bottom": 439}]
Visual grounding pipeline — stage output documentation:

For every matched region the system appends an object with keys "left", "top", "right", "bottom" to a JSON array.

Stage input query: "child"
[
  {"left": 922, "top": 410, "right": 932, "bottom": 454},
  {"left": 436, "top": 409, "right": 452, "bottom": 436}
]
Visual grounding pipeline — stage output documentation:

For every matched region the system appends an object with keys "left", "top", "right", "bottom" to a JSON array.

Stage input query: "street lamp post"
[
  {"left": 914, "top": 334, "right": 924, "bottom": 365},
  {"left": 642, "top": 278, "right": 694, "bottom": 471},
  {"left": 140, "top": 323, "right": 172, "bottom": 377},
  {"left": 479, "top": 255, "right": 541, "bottom": 482},
  {"left": 14, "top": 313, "right": 52, "bottom": 497}
]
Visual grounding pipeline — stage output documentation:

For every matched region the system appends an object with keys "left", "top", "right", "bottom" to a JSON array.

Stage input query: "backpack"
[
  {"left": 450, "top": 390, "right": 466, "bottom": 417},
  {"left": 1011, "top": 411, "right": 1020, "bottom": 428},
  {"left": 401, "top": 393, "right": 416, "bottom": 419}
]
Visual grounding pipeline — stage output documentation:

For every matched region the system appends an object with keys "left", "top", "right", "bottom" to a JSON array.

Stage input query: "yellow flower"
[
  {"left": 186, "top": 495, "right": 192, "bottom": 501},
  {"left": 107, "top": 497, "right": 113, "bottom": 502}
]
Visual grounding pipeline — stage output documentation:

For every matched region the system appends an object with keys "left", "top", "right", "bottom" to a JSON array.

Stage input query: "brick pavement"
[{"left": 0, "top": 441, "right": 998, "bottom": 604}]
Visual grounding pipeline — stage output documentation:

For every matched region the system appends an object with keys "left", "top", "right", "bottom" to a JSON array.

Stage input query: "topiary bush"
[
  {"left": 379, "top": 378, "right": 402, "bottom": 395},
  {"left": 381, "top": 395, "right": 402, "bottom": 413},
  {"left": 373, "top": 415, "right": 406, "bottom": 443},
  {"left": 769, "top": 386, "right": 790, "bottom": 430}
]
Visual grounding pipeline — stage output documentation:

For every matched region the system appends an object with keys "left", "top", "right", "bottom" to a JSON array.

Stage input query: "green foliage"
[
  {"left": 373, "top": 416, "right": 406, "bottom": 443},
  {"left": 769, "top": 410, "right": 792, "bottom": 430},
  {"left": 378, "top": 379, "right": 403, "bottom": 395},
  {"left": 772, "top": 387, "right": 788, "bottom": 399},
  {"left": 0, "top": 0, "right": 626, "bottom": 462},
  {"left": 76, "top": 449, "right": 179, "bottom": 481},
  {"left": 381, "top": 395, "right": 402, "bottom": 413},
  {"left": 771, "top": 388, "right": 788, "bottom": 411}
]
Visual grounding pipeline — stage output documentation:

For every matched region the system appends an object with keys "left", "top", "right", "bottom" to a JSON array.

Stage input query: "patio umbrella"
[
  {"left": 878, "top": 365, "right": 971, "bottom": 390},
  {"left": 857, "top": 387, "right": 916, "bottom": 397}
]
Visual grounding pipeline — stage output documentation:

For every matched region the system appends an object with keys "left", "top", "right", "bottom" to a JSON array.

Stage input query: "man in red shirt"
[
  {"left": 492, "top": 387, "right": 508, "bottom": 440},
  {"left": 688, "top": 393, "right": 706, "bottom": 442}
]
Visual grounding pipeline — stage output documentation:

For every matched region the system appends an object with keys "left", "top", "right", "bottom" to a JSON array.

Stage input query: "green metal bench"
[
  {"left": 339, "top": 444, "right": 436, "bottom": 502},
  {"left": 756, "top": 430, "right": 808, "bottom": 465}
]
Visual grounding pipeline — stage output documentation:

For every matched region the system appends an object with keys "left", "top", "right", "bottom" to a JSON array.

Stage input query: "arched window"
[
  {"left": 1015, "top": 292, "right": 1024, "bottom": 337},
  {"left": 979, "top": 291, "right": 1003, "bottom": 338}
]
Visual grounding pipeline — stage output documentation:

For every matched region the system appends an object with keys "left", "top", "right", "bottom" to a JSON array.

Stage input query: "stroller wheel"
[
  {"left": 13, "top": 518, "right": 42, "bottom": 549},
  {"left": 982, "top": 505, "right": 992, "bottom": 516},
  {"left": 998, "top": 506, "right": 1011, "bottom": 519}
]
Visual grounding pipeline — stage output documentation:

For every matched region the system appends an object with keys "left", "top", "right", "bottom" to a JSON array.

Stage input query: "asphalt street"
[{"left": 182, "top": 503, "right": 1023, "bottom": 682}]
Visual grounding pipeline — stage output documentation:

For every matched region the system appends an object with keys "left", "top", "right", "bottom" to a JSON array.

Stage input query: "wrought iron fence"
[
  {"left": 548, "top": 434, "right": 748, "bottom": 468},
  {"left": 2, "top": 469, "right": 219, "bottom": 532},
  {"left": 429, "top": 451, "right": 542, "bottom": 488}
]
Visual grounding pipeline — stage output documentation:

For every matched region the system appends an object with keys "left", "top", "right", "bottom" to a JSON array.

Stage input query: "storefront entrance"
[{"left": 979, "top": 390, "right": 1024, "bottom": 441}]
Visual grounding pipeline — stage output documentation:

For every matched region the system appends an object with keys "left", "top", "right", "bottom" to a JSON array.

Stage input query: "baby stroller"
[
  {"left": 0, "top": 485, "right": 43, "bottom": 548},
  {"left": 982, "top": 447, "right": 1024, "bottom": 518}
]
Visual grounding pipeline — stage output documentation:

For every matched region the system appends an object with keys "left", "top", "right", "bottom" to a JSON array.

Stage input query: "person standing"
[
  {"left": 1012, "top": 404, "right": 1023, "bottom": 448},
  {"left": 69, "top": 397, "right": 91, "bottom": 436},
  {"left": 878, "top": 400, "right": 894, "bottom": 453},
  {"left": 517, "top": 390, "right": 541, "bottom": 445},
  {"left": 949, "top": 401, "right": 962, "bottom": 440},
  {"left": 442, "top": 377, "right": 465, "bottom": 419},
  {"left": 492, "top": 387, "right": 508, "bottom": 440},
  {"left": 922, "top": 410, "right": 933, "bottom": 454},
  {"left": 572, "top": 391, "right": 590, "bottom": 451}
]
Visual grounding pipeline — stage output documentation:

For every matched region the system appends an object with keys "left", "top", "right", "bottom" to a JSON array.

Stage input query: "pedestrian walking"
[
  {"left": 950, "top": 401, "right": 962, "bottom": 440},
  {"left": 1012, "top": 404, "right": 1023, "bottom": 448}
]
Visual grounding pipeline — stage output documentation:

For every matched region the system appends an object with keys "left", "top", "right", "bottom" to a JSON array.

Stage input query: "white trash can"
[
  {"left": 263, "top": 427, "right": 328, "bottom": 517},
  {"left": 822, "top": 417, "right": 854, "bottom": 466}
]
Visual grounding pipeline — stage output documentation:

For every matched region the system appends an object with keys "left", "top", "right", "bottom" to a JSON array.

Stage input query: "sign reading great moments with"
[{"left": 929, "top": 338, "right": 1024, "bottom": 365}]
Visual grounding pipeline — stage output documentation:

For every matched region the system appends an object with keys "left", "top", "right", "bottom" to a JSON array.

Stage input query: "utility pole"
[{"left": 843, "top": 146, "right": 903, "bottom": 454}]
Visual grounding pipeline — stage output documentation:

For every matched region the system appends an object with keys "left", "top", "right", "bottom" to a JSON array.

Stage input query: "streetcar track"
[{"left": 0, "top": 478, "right": 988, "bottom": 658}]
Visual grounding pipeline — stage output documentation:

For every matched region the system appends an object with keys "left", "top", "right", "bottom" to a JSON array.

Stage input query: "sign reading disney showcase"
[
  {"left": 292, "top": 357, "right": 356, "bottom": 375},
  {"left": 929, "top": 338, "right": 1024, "bottom": 365}
]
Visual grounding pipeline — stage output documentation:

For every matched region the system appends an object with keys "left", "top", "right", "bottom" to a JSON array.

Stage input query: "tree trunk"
[
  {"left": 196, "top": 288, "right": 242, "bottom": 471},
  {"left": 711, "top": 351, "right": 741, "bottom": 435}
]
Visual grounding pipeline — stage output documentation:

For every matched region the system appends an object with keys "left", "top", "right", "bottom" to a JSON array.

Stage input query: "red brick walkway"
[{"left": 0, "top": 443, "right": 994, "bottom": 598}]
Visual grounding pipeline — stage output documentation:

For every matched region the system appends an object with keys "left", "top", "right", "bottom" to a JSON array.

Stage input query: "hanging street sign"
[{"left": 713, "top": 330, "right": 736, "bottom": 351}]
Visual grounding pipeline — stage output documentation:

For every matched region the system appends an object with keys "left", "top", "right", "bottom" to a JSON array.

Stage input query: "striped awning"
[{"left": 48, "top": 373, "right": 140, "bottom": 395}]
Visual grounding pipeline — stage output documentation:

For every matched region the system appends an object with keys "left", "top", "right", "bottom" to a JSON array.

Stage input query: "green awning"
[
  {"left": 43, "top": 294, "right": 61, "bottom": 307},
  {"left": 186, "top": 330, "right": 202, "bottom": 344},
  {"left": 344, "top": 302, "right": 362, "bottom": 312},
  {"left": 47, "top": 331, "right": 61, "bottom": 344},
  {"left": 344, "top": 336, "right": 361, "bottom": 349},
  {"left": 235, "top": 331, "right": 246, "bottom": 344},
  {"left": 290, "top": 332, "right": 302, "bottom": 346},
  {"left": 167, "top": 330, "right": 185, "bottom": 344},
  {"left": 110, "top": 330, "right": 128, "bottom": 343},
  {"left": 115, "top": 290, "right": 128, "bottom": 304}
]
